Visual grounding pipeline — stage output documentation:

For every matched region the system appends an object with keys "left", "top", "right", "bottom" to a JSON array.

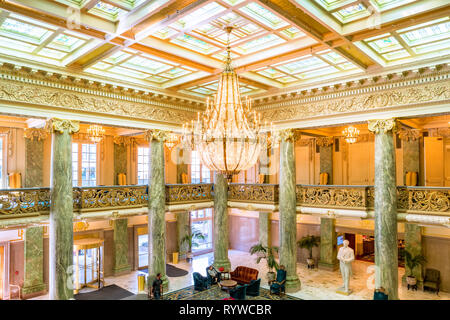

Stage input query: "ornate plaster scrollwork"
[
  {"left": 367, "top": 119, "right": 398, "bottom": 134},
  {"left": 398, "top": 128, "right": 422, "bottom": 141},
  {"left": 316, "top": 136, "right": 334, "bottom": 147},
  {"left": 23, "top": 128, "right": 49, "bottom": 141},
  {"left": 428, "top": 128, "right": 450, "bottom": 138},
  {"left": 46, "top": 118, "right": 80, "bottom": 134},
  {"left": 297, "top": 138, "right": 314, "bottom": 146},
  {"left": 113, "top": 136, "right": 134, "bottom": 146},
  {"left": 145, "top": 129, "right": 169, "bottom": 142}
]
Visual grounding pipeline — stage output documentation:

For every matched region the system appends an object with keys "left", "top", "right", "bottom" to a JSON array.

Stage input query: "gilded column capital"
[
  {"left": 398, "top": 128, "right": 421, "bottom": 141},
  {"left": 113, "top": 136, "right": 134, "bottom": 146},
  {"left": 316, "top": 136, "right": 334, "bottom": 147},
  {"left": 47, "top": 118, "right": 80, "bottom": 134},
  {"left": 277, "top": 129, "right": 300, "bottom": 142},
  {"left": 367, "top": 119, "right": 398, "bottom": 134},
  {"left": 145, "top": 129, "right": 169, "bottom": 142},
  {"left": 23, "top": 128, "right": 49, "bottom": 141}
]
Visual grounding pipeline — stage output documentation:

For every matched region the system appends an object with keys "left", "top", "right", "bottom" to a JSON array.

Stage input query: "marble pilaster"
[
  {"left": 114, "top": 143, "right": 127, "bottom": 185},
  {"left": 49, "top": 118, "right": 79, "bottom": 300},
  {"left": 404, "top": 223, "right": 423, "bottom": 284},
  {"left": 22, "top": 226, "right": 46, "bottom": 298},
  {"left": 319, "top": 144, "right": 333, "bottom": 184},
  {"left": 147, "top": 130, "right": 169, "bottom": 290},
  {"left": 259, "top": 212, "right": 271, "bottom": 248},
  {"left": 368, "top": 119, "right": 398, "bottom": 300},
  {"left": 176, "top": 211, "right": 190, "bottom": 260},
  {"left": 278, "top": 129, "right": 301, "bottom": 292},
  {"left": 403, "top": 139, "right": 420, "bottom": 186},
  {"left": 318, "top": 217, "right": 338, "bottom": 270},
  {"left": 24, "top": 135, "right": 45, "bottom": 188},
  {"left": 213, "top": 172, "right": 231, "bottom": 270},
  {"left": 112, "top": 218, "right": 131, "bottom": 275}
]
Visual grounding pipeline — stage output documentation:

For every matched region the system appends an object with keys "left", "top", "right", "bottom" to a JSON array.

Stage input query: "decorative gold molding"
[
  {"left": 145, "top": 129, "right": 169, "bottom": 142},
  {"left": 23, "top": 128, "right": 49, "bottom": 141},
  {"left": 428, "top": 128, "right": 450, "bottom": 138},
  {"left": 0, "top": 79, "right": 197, "bottom": 124},
  {"left": 113, "top": 136, "right": 134, "bottom": 146},
  {"left": 368, "top": 119, "right": 398, "bottom": 134},
  {"left": 47, "top": 118, "right": 80, "bottom": 134},
  {"left": 258, "top": 81, "right": 450, "bottom": 122},
  {"left": 398, "top": 128, "right": 422, "bottom": 141},
  {"left": 316, "top": 137, "right": 334, "bottom": 147}
]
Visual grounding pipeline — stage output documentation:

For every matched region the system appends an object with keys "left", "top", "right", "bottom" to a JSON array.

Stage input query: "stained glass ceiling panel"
[
  {"left": 239, "top": 2, "right": 289, "bottom": 29},
  {"left": 88, "top": 2, "right": 128, "bottom": 21},
  {"left": 399, "top": 18, "right": 450, "bottom": 47},
  {"left": 172, "top": 2, "right": 227, "bottom": 29},
  {"left": 0, "top": 18, "right": 52, "bottom": 44},
  {"left": 171, "top": 34, "right": 220, "bottom": 54},
  {"left": 234, "top": 34, "right": 285, "bottom": 55}
]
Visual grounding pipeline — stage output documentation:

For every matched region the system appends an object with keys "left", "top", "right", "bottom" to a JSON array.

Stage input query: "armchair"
[
  {"left": 193, "top": 272, "right": 209, "bottom": 291},
  {"left": 229, "top": 285, "right": 247, "bottom": 300},
  {"left": 423, "top": 268, "right": 440, "bottom": 294},
  {"left": 206, "top": 266, "right": 221, "bottom": 285},
  {"left": 269, "top": 269, "right": 286, "bottom": 295},
  {"left": 245, "top": 279, "right": 261, "bottom": 297}
]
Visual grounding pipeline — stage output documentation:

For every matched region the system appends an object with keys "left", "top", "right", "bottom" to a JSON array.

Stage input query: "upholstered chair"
[{"left": 193, "top": 272, "right": 209, "bottom": 291}]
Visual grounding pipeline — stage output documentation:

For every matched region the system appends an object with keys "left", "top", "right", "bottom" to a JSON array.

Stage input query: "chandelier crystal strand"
[{"left": 182, "top": 26, "right": 266, "bottom": 179}]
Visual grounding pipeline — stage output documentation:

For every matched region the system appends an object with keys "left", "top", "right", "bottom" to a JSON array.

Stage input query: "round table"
[{"left": 220, "top": 279, "right": 237, "bottom": 292}]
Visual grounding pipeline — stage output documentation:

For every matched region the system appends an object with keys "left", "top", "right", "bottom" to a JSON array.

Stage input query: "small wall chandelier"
[
  {"left": 182, "top": 26, "right": 269, "bottom": 179},
  {"left": 87, "top": 124, "right": 105, "bottom": 143},
  {"left": 342, "top": 126, "right": 359, "bottom": 144}
]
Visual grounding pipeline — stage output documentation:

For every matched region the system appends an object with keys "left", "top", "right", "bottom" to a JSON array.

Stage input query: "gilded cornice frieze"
[
  {"left": 256, "top": 78, "right": 450, "bottom": 122},
  {"left": 428, "top": 128, "right": 450, "bottom": 138},
  {"left": 0, "top": 78, "right": 197, "bottom": 125}
]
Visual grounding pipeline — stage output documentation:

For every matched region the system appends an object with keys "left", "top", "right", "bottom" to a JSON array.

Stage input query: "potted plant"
[
  {"left": 249, "top": 243, "right": 279, "bottom": 282},
  {"left": 297, "top": 235, "right": 320, "bottom": 268},
  {"left": 404, "top": 249, "right": 427, "bottom": 286},
  {"left": 180, "top": 228, "right": 206, "bottom": 262}
]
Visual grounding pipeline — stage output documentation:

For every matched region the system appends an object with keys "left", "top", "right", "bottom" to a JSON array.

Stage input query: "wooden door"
[
  {"left": 348, "top": 142, "right": 370, "bottom": 185},
  {"left": 445, "top": 141, "right": 450, "bottom": 187},
  {"left": 296, "top": 145, "right": 311, "bottom": 184},
  {"left": 424, "top": 137, "right": 444, "bottom": 186}
]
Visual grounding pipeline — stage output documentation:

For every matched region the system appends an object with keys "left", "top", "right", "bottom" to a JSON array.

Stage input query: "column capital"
[
  {"left": 113, "top": 136, "right": 135, "bottom": 146},
  {"left": 316, "top": 136, "right": 334, "bottom": 147},
  {"left": 24, "top": 128, "right": 49, "bottom": 141},
  {"left": 368, "top": 119, "right": 398, "bottom": 134},
  {"left": 398, "top": 128, "right": 422, "bottom": 141},
  {"left": 277, "top": 129, "right": 301, "bottom": 142},
  {"left": 145, "top": 129, "right": 169, "bottom": 142},
  {"left": 46, "top": 118, "right": 80, "bottom": 134}
]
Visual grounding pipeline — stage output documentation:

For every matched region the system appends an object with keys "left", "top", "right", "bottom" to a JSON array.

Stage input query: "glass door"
[
  {"left": 0, "top": 245, "right": 3, "bottom": 300},
  {"left": 138, "top": 234, "right": 148, "bottom": 269},
  {"left": 191, "top": 209, "right": 213, "bottom": 255}
]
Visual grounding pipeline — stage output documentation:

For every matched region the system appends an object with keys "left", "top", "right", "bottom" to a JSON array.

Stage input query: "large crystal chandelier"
[{"left": 182, "top": 27, "right": 266, "bottom": 179}]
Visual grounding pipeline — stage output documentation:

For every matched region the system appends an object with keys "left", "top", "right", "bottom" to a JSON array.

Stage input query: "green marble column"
[
  {"left": 114, "top": 143, "right": 127, "bottom": 185},
  {"left": 213, "top": 172, "right": 231, "bottom": 270},
  {"left": 49, "top": 118, "right": 79, "bottom": 300},
  {"left": 259, "top": 212, "right": 271, "bottom": 248},
  {"left": 176, "top": 212, "right": 190, "bottom": 260},
  {"left": 22, "top": 226, "right": 46, "bottom": 298},
  {"left": 318, "top": 217, "right": 338, "bottom": 270},
  {"left": 368, "top": 119, "right": 399, "bottom": 300},
  {"left": 147, "top": 130, "right": 169, "bottom": 290},
  {"left": 24, "top": 129, "right": 48, "bottom": 187},
  {"left": 404, "top": 223, "right": 423, "bottom": 284},
  {"left": 403, "top": 139, "right": 420, "bottom": 185},
  {"left": 112, "top": 218, "right": 131, "bottom": 275},
  {"left": 279, "top": 130, "right": 301, "bottom": 292},
  {"left": 319, "top": 139, "right": 333, "bottom": 184}
]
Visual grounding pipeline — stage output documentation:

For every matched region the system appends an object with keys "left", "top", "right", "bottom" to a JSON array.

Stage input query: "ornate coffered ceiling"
[{"left": 0, "top": 0, "right": 448, "bottom": 102}]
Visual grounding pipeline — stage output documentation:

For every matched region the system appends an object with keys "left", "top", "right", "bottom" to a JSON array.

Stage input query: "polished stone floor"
[{"left": 32, "top": 250, "right": 449, "bottom": 300}]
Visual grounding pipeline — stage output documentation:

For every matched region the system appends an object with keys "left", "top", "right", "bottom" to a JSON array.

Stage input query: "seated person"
[
  {"left": 207, "top": 265, "right": 221, "bottom": 285},
  {"left": 270, "top": 265, "right": 287, "bottom": 295},
  {"left": 373, "top": 287, "right": 388, "bottom": 300}
]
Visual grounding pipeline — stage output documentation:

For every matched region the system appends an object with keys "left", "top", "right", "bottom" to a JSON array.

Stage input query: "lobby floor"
[{"left": 33, "top": 250, "right": 449, "bottom": 300}]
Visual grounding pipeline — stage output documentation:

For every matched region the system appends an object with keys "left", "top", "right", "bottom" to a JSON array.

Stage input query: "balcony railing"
[{"left": 0, "top": 184, "right": 448, "bottom": 219}]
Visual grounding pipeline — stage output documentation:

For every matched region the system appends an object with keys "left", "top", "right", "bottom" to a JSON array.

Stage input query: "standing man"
[{"left": 151, "top": 273, "right": 163, "bottom": 300}]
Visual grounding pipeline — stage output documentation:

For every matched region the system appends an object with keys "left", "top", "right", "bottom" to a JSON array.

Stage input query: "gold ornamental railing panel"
[
  {"left": 165, "top": 184, "right": 213, "bottom": 205},
  {"left": 228, "top": 184, "right": 279, "bottom": 204}
]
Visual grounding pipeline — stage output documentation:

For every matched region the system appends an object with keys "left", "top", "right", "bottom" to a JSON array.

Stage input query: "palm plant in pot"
[
  {"left": 297, "top": 235, "right": 320, "bottom": 268},
  {"left": 249, "top": 243, "right": 279, "bottom": 282},
  {"left": 404, "top": 249, "right": 427, "bottom": 286},
  {"left": 180, "top": 228, "right": 206, "bottom": 263}
]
